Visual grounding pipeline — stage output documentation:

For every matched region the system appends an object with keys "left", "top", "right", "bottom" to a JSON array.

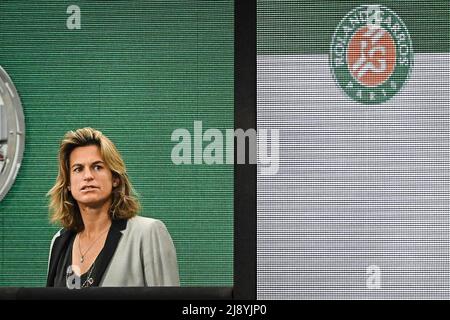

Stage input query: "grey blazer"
[{"left": 47, "top": 216, "right": 180, "bottom": 287}]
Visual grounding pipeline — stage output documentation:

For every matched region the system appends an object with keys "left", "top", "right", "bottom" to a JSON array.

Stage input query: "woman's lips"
[{"left": 80, "top": 186, "right": 99, "bottom": 192}]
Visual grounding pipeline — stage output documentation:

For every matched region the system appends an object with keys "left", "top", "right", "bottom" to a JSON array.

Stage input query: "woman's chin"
[{"left": 76, "top": 196, "right": 111, "bottom": 209}]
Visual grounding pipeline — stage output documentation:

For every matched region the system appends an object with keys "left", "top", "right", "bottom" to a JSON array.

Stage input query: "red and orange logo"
[{"left": 347, "top": 25, "right": 396, "bottom": 87}]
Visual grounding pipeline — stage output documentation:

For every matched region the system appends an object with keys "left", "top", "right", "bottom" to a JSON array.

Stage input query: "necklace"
[
  {"left": 81, "top": 262, "right": 96, "bottom": 288},
  {"left": 77, "top": 227, "right": 109, "bottom": 264}
]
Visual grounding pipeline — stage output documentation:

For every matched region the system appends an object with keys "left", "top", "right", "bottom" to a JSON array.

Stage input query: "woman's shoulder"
[
  {"left": 49, "top": 228, "right": 70, "bottom": 252},
  {"left": 125, "top": 215, "right": 168, "bottom": 233},
  {"left": 51, "top": 228, "right": 67, "bottom": 241}
]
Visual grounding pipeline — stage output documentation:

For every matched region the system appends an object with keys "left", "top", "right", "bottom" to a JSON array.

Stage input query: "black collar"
[
  {"left": 46, "top": 218, "right": 128, "bottom": 287},
  {"left": 90, "top": 218, "right": 127, "bottom": 286}
]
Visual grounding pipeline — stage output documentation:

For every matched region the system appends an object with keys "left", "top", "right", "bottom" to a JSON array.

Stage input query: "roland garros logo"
[{"left": 330, "top": 5, "right": 413, "bottom": 104}]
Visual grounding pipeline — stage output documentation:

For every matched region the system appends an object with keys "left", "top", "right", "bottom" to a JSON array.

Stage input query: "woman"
[{"left": 46, "top": 127, "right": 179, "bottom": 288}]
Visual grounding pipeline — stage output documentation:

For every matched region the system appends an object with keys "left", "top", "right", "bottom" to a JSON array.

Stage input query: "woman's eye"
[
  {"left": 94, "top": 165, "right": 102, "bottom": 171},
  {"left": 73, "top": 167, "right": 81, "bottom": 173}
]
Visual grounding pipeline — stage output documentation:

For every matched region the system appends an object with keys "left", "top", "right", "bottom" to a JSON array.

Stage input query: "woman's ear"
[{"left": 113, "top": 178, "right": 119, "bottom": 188}]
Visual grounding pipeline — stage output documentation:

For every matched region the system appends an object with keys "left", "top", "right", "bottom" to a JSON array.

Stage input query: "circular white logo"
[{"left": 0, "top": 66, "right": 25, "bottom": 201}]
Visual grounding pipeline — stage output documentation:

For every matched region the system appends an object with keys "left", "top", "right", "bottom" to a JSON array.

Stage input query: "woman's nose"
[{"left": 83, "top": 168, "right": 94, "bottom": 180}]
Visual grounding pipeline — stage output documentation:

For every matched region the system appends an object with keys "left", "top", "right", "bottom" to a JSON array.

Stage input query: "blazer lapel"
[
  {"left": 46, "top": 229, "right": 74, "bottom": 287},
  {"left": 91, "top": 218, "right": 127, "bottom": 286}
]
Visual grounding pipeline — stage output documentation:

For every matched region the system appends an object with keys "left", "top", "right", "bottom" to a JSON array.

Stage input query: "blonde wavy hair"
[{"left": 48, "top": 127, "right": 140, "bottom": 231}]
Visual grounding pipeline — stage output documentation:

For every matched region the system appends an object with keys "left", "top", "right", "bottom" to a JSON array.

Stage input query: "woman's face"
[{"left": 69, "top": 145, "right": 118, "bottom": 208}]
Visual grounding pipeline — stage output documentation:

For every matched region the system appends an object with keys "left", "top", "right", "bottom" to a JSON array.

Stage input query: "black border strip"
[
  {"left": 234, "top": 0, "right": 256, "bottom": 300},
  {"left": 8, "top": 287, "right": 232, "bottom": 300}
]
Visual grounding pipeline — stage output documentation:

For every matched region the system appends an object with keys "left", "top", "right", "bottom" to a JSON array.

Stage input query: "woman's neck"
[{"left": 79, "top": 200, "right": 112, "bottom": 239}]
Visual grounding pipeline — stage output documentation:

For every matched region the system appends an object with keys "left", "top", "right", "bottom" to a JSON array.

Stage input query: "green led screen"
[{"left": 0, "top": 0, "right": 233, "bottom": 287}]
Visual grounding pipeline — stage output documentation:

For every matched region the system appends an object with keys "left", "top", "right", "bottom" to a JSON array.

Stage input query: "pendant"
[{"left": 80, "top": 256, "right": 84, "bottom": 263}]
